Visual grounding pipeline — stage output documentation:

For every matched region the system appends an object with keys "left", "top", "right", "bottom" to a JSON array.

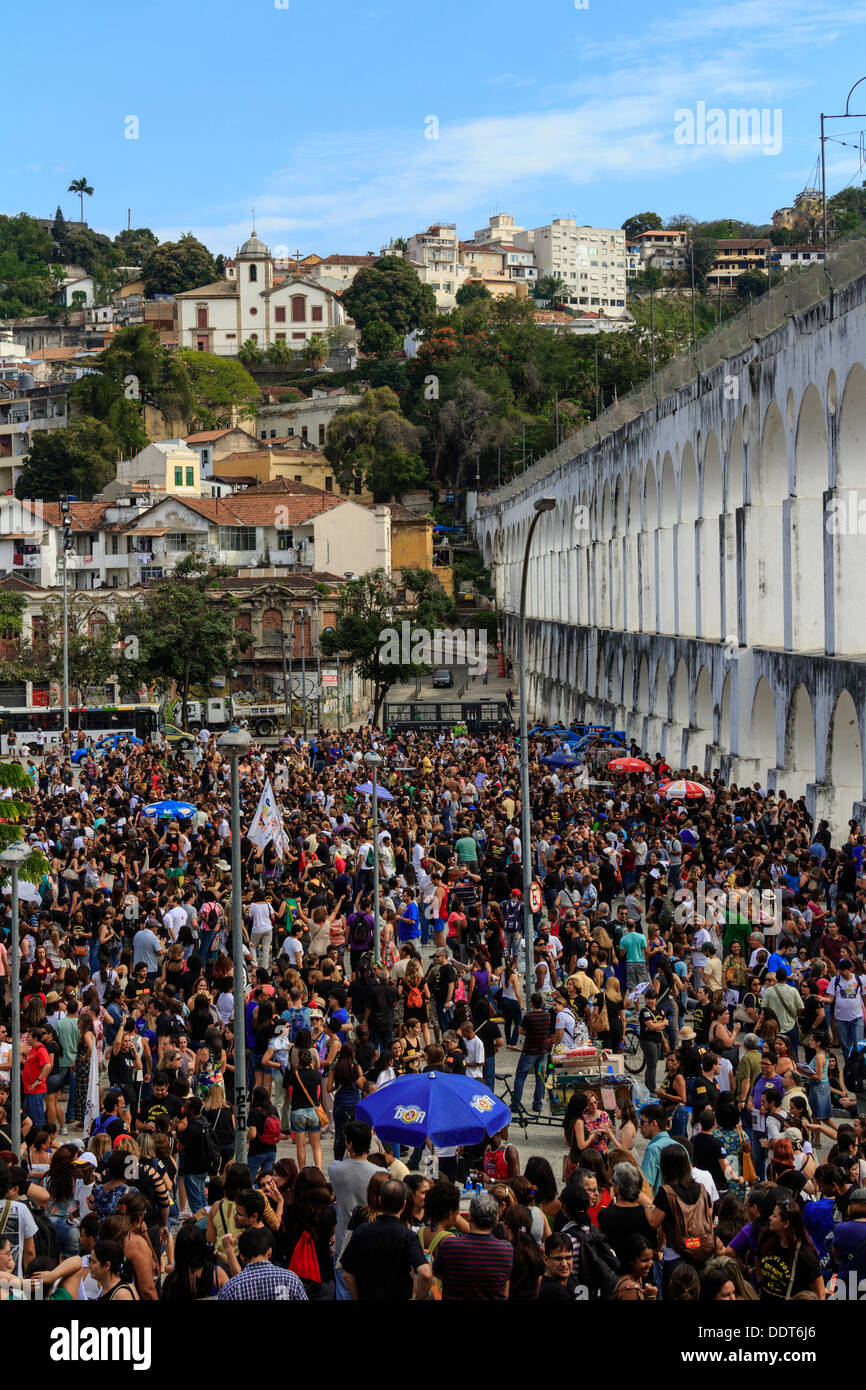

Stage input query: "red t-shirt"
[{"left": 23, "top": 1043, "right": 50, "bottom": 1095}]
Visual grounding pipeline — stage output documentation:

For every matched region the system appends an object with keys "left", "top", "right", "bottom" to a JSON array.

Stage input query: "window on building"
[
  {"left": 318, "top": 424, "right": 326, "bottom": 445},
  {"left": 249, "top": 264, "right": 257, "bottom": 282},
  {"left": 261, "top": 430, "right": 267, "bottom": 439},
  {"left": 291, "top": 295, "right": 306, "bottom": 322},
  {"left": 292, "top": 332, "right": 305, "bottom": 340},
  {"left": 311, "top": 305, "right": 323, "bottom": 322},
  {"left": 276, "top": 332, "right": 286, "bottom": 340},
  {"left": 325, "top": 475, "right": 332, "bottom": 491},
  {"left": 249, "top": 333, "right": 258, "bottom": 342},
  {"left": 249, "top": 307, "right": 258, "bottom": 316},
  {"left": 270, "top": 429, "right": 276, "bottom": 438},
  {"left": 275, "top": 305, "right": 286, "bottom": 323},
  {"left": 165, "top": 533, "right": 190, "bottom": 552},
  {"left": 197, "top": 307, "right": 207, "bottom": 329},
  {"left": 301, "top": 426, "right": 308, "bottom": 441},
  {"left": 277, "top": 530, "right": 294, "bottom": 551},
  {"left": 294, "top": 475, "right": 302, "bottom": 482},
  {"left": 174, "top": 466, "right": 183, "bottom": 486},
  {"left": 185, "top": 466, "right": 194, "bottom": 486},
  {"left": 234, "top": 611, "right": 252, "bottom": 631},
  {"left": 217, "top": 525, "right": 256, "bottom": 550}
]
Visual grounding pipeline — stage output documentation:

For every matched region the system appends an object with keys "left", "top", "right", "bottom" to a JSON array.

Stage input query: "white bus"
[{"left": 0, "top": 703, "right": 161, "bottom": 755}]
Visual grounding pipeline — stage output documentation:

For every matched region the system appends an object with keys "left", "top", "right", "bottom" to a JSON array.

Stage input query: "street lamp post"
[
  {"left": 218, "top": 726, "right": 252, "bottom": 1163},
  {"left": 0, "top": 840, "right": 32, "bottom": 1157},
  {"left": 519, "top": 498, "right": 555, "bottom": 1002},
  {"left": 60, "top": 494, "right": 70, "bottom": 735},
  {"left": 364, "top": 749, "right": 383, "bottom": 965}
]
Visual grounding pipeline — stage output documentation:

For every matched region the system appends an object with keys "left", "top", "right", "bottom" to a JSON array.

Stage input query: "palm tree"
[
  {"left": 267, "top": 338, "right": 292, "bottom": 367},
  {"left": 302, "top": 335, "right": 329, "bottom": 370},
  {"left": 67, "top": 177, "right": 93, "bottom": 224},
  {"left": 238, "top": 338, "right": 263, "bottom": 369}
]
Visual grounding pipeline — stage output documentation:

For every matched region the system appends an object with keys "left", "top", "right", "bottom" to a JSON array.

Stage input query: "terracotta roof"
[
  {"left": 130, "top": 492, "right": 344, "bottom": 529},
  {"left": 41, "top": 501, "right": 109, "bottom": 530},
  {"left": 0, "top": 573, "right": 46, "bottom": 592},
  {"left": 534, "top": 310, "right": 574, "bottom": 324},
  {"left": 365, "top": 502, "right": 429, "bottom": 522},
  {"left": 185, "top": 429, "right": 232, "bottom": 444},
  {"left": 239, "top": 476, "right": 327, "bottom": 497},
  {"left": 173, "top": 281, "right": 239, "bottom": 300},
  {"left": 27, "top": 347, "right": 91, "bottom": 361},
  {"left": 318, "top": 254, "right": 375, "bottom": 267}
]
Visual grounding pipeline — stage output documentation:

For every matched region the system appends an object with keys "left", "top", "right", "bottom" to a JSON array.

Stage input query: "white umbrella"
[{"left": 2, "top": 879, "right": 42, "bottom": 904}]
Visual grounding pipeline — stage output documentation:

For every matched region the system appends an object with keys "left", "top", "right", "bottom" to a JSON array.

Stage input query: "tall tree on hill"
[
  {"left": 141, "top": 233, "right": 218, "bottom": 296},
  {"left": 67, "top": 177, "right": 93, "bottom": 223},
  {"left": 341, "top": 256, "right": 436, "bottom": 336}
]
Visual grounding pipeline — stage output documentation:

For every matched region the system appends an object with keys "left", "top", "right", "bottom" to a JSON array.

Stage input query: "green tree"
[
  {"left": 325, "top": 324, "right": 355, "bottom": 351},
  {"left": 72, "top": 324, "right": 193, "bottom": 453},
  {"left": 67, "top": 177, "right": 93, "bottom": 223},
  {"left": 302, "top": 335, "right": 329, "bottom": 370},
  {"left": 40, "top": 592, "right": 124, "bottom": 711},
  {"left": 320, "top": 567, "right": 453, "bottom": 726},
  {"left": 113, "top": 227, "right": 158, "bottom": 265},
  {"left": 341, "top": 256, "right": 436, "bottom": 335},
  {"left": 533, "top": 275, "right": 566, "bottom": 304},
  {"left": 455, "top": 280, "right": 492, "bottom": 307},
  {"left": 267, "top": 338, "right": 293, "bottom": 367},
  {"left": 14, "top": 418, "right": 118, "bottom": 501},
  {"left": 736, "top": 270, "right": 770, "bottom": 300},
  {"left": 141, "top": 233, "right": 218, "bottom": 296},
  {"left": 0, "top": 759, "right": 51, "bottom": 869},
  {"left": 238, "top": 338, "right": 264, "bottom": 370},
  {"left": 0, "top": 591, "right": 37, "bottom": 689},
  {"left": 622, "top": 211, "right": 663, "bottom": 240},
  {"left": 177, "top": 350, "right": 259, "bottom": 429},
  {"left": 359, "top": 319, "right": 400, "bottom": 356},
  {"left": 125, "top": 554, "right": 250, "bottom": 729},
  {"left": 324, "top": 386, "right": 423, "bottom": 497}
]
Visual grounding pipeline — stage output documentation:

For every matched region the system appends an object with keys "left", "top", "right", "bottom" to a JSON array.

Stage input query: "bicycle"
[{"left": 623, "top": 1022, "right": 645, "bottom": 1076}]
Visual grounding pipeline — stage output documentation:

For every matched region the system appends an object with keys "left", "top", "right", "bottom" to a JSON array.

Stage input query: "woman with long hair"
[
  {"left": 278, "top": 1166, "right": 337, "bottom": 1300},
  {"left": 502, "top": 1204, "right": 543, "bottom": 1300},
  {"left": 757, "top": 1198, "right": 825, "bottom": 1300},
  {"left": 499, "top": 955, "right": 523, "bottom": 1049},
  {"left": 327, "top": 1044, "right": 364, "bottom": 1161},
  {"left": 562, "top": 1090, "right": 614, "bottom": 1180},
  {"left": 194, "top": 1026, "right": 226, "bottom": 1103},
  {"left": 45, "top": 1145, "right": 80, "bottom": 1256},
  {"left": 72, "top": 1013, "right": 95, "bottom": 1125},
  {"left": 202, "top": 1082, "right": 235, "bottom": 1170},
  {"left": 160, "top": 1221, "right": 227, "bottom": 1301}
]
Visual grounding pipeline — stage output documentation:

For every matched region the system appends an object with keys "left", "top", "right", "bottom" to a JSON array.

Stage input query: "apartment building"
[
  {"left": 473, "top": 213, "right": 525, "bottom": 246},
  {"left": 706, "top": 238, "right": 772, "bottom": 293},
  {"left": 0, "top": 379, "right": 69, "bottom": 491},
  {"left": 406, "top": 223, "right": 468, "bottom": 311},
  {"left": 514, "top": 219, "right": 627, "bottom": 315},
  {"left": 632, "top": 229, "right": 689, "bottom": 272}
]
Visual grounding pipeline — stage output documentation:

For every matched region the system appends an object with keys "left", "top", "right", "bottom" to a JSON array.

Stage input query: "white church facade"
[{"left": 173, "top": 233, "right": 347, "bottom": 356}]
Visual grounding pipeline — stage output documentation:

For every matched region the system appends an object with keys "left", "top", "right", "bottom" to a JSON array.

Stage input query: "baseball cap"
[
  {"left": 74, "top": 1151, "right": 98, "bottom": 1167},
  {"left": 576, "top": 957, "right": 589, "bottom": 970},
  {"left": 511, "top": 888, "right": 522, "bottom": 897}
]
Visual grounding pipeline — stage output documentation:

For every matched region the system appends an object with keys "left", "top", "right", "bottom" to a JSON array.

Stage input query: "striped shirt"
[{"left": 433, "top": 1233, "right": 513, "bottom": 1301}]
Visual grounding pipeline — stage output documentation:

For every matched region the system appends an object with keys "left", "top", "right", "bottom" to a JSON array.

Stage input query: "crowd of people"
[{"left": 0, "top": 716, "right": 865, "bottom": 1302}]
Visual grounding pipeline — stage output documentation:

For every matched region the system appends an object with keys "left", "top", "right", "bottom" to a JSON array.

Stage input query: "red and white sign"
[
  {"left": 321, "top": 670, "right": 338, "bottom": 687},
  {"left": 529, "top": 882, "right": 542, "bottom": 914}
]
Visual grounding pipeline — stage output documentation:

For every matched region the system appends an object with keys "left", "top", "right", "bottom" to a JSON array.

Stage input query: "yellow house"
[
  {"left": 381, "top": 505, "right": 454, "bottom": 593},
  {"left": 117, "top": 440, "right": 201, "bottom": 495},
  {"left": 214, "top": 446, "right": 373, "bottom": 501}
]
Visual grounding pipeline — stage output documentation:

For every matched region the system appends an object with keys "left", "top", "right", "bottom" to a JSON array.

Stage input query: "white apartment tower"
[{"left": 515, "top": 218, "right": 627, "bottom": 315}]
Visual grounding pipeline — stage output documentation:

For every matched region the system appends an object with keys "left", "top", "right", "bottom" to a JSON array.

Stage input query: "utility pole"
[
  {"left": 60, "top": 494, "right": 70, "bottom": 735},
  {"left": 650, "top": 280, "right": 655, "bottom": 385},
  {"left": 594, "top": 348, "right": 599, "bottom": 421},
  {"left": 690, "top": 240, "right": 697, "bottom": 349},
  {"left": 300, "top": 608, "right": 308, "bottom": 742},
  {"left": 280, "top": 626, "right": 290, "bottom": 733},
  {"left": 313, "top": 594, "right": 322, "bottom": 734}
]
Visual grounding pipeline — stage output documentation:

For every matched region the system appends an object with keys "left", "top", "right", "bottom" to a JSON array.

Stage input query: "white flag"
[
  {"left": 247, "top": 777, "right": 285, "bottom": 859},
  {"left": 83, "top": 1039, "right": 100, "bottom": 1139}
]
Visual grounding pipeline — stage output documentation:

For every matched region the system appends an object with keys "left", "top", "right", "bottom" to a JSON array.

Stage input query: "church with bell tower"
[{"left": 173, "top": 228, "right": 347, "bottom": 357}]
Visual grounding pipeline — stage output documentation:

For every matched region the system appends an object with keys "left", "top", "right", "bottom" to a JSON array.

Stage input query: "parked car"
[{"left": 432, "top": 668, "right": 453, "bottom": 688}]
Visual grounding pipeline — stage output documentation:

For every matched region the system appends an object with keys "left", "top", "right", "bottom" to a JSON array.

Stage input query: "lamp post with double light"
[
  {"left": 364, "top": 749, "right": 383, "bottom": 965},
  {"left": 217, "top": 725, "right": 251, "bottom": 1162}
]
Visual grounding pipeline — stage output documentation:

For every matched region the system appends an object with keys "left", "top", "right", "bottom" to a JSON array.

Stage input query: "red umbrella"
[
  {"left": 607, "top": 757, "right": 652, "bottom": 773},
  {"left": 662, "top": 779, "right": 713, "bottom": 800}
]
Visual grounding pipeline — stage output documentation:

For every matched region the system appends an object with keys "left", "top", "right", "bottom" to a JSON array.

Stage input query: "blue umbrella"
[
  {"left": 353, "top": 782, "right": 395, "bottom": 800},
  {"left": 356, "top": 1070, "right": 512, "bottom": 1146},
  {"left": 541, "top": 751, "right": 579, "bottom": 768},
  {"left": 142, "top": 799, "right": 196, "bottom": 819}
]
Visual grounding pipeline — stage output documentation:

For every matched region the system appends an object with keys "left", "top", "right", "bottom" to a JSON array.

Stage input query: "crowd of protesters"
[{"left": 0, "top": 715, "right": 864, "bottom": 1301}]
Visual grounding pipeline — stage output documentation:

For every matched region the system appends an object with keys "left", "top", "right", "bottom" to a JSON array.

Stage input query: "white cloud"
[{"left": 160, "top": 0, "right": 866, "bottom": 253}]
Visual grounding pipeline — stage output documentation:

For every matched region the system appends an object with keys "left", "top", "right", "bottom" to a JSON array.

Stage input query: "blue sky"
[{"left": 5, "top": 0, "right": 866, "bottom": 256}]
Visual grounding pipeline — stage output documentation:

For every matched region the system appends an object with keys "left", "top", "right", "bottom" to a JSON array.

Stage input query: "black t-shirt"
[
  {"left": 692, "top": 1131, "right": 729, "bottom": 1192},
  {"left": 475, "top": 1018, "right": 502, "bottom": 1061},
  {"left": 340, "top": 1214, "right": 425, "bottom": 1300},
  {"left": 691, "top": 1075, "right": 720, "bottom": 1114},
  {"left": 347, "top": 978, "right": 372, "bottom": 1019},
  {"left": 597, "top": 1203, "right": 655, "bottom": 1260},
  {"left": 248, "top": 1105, "right": 277, "bottom": 1156},
  {"left": 639, "top": 1004, "right": 665, "bottom": 1043},
  {"left": 538, "top": 1275, "right": 576, "bottom": 1301},
  {"left": 692, "top": 1003, "right": 712, "bottom": 1045},
  {"left": 427, "top": 963, "right": 457, "bottom": 1004},
  {"left": 286, "top": 1067, "right": 322, "bottom": 1111},
  {"left": 179, "top": 1116, "right": 210, "bottom": 1175},
  {"left": 138, "top": 1092, "right": 184, "bottom": 1127},
  {"left": 367, "top": 983, "right": 398, "bottom": 1032}
]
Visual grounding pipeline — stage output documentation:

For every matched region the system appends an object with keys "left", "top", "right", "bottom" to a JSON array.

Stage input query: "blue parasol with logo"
[
  {"left": 353, "top": 782, "right": 395, "bottom": 800},
  {"left": 142, "top": 799, "right": 197, "bottom": 820},
  {"left": 356, "top": 1070, "right": 512, "bottom": 1146}
]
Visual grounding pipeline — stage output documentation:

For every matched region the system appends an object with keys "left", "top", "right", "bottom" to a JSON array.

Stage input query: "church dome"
[{"left": 238, "top": 233, "right": 269, "bottom": 257}]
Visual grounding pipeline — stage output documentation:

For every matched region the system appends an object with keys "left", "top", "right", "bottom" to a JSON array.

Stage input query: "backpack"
[
  {"left": 287, "top": 1007, "right": 311, "bottom": 1043},
  {"left": 661, "top": 1183, "right": 715, "bottom": 1265},
  {"left": 27, "top": 1200, "right": 60, "bottom": 1262},
  {"left": 288, "top": 1229, "right": 322, "bottom": 1284},
  {"left": 261, "top": 1114, "right": 281, "bottom": 1146},
  {"left": 562, "top": 1222, "right": 619, "bottom": 1300},
  {"left": 89, "top": 1112, "right": 117, "bottom": 1138},
  {"left": 199, "top": 1117, "right": 222, "bottom": 1176},
  {"left": 406, "top": 985, "right": 423, "bottom": 1010},
  {"left": 350, "top": 914, "right": 370, "bottom": 948}
]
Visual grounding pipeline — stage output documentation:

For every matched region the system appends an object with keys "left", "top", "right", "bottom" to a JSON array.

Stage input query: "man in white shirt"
[
  {"left": 162, "top": 899, "right": 186, "bottom": 943},
  {"left": 460, "top": 1020, "right": 484, "bottom": 1079}
]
